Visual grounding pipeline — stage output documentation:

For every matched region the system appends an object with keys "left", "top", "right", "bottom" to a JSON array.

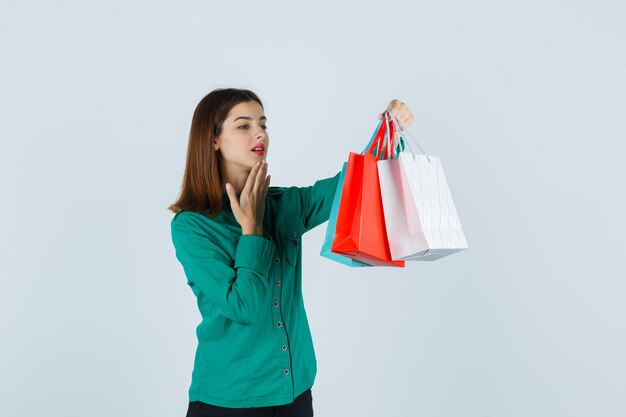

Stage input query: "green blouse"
[{"left": 170, "top": 172, "right": 341, "bottom": 408}]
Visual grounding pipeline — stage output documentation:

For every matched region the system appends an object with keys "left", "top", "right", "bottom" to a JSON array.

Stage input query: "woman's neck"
[{"left": 221, "top": 165, "right": 251, "bottom": 195}]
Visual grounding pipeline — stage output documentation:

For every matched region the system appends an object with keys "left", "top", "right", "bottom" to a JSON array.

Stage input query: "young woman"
[{"left": 169, "top": 88, "right": 414, "bottom": 417}]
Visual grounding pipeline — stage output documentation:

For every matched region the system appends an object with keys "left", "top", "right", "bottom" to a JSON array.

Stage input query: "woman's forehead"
[{"left": 228, "top": 101, "right": 265, "bottom": 119}]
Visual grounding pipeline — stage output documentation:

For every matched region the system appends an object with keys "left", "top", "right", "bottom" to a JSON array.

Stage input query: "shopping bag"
[
  {"left": 377, "top": 114, "right": 468, "bottom": 261},
  {"left": 320, "top": 162, "right": 371, "bottom": 267},
  {"left": 331, "top": 146, "right": 405, "bottom": 267},
  {"left": 319, "top": 118, "right": 389, "bottom": 268}
]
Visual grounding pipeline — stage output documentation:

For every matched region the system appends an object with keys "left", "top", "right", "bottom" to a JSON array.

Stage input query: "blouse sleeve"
[
  {"left": 298, "top": 170, "right": 342, "bottom": 233},
  {"left": 171, "top": 212, "right": 275, "bottom": 325}
]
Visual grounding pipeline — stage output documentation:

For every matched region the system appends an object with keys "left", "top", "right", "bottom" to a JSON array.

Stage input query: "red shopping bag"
[{"left": 331, "top": 119, "right": 405, "bottom": 267}]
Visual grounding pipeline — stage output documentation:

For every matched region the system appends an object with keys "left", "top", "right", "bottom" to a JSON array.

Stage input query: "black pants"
[{"left": 186, "top": 388, "right": 313, "bottom": 417}]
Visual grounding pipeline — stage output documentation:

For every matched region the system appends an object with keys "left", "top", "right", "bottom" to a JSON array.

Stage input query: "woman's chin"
[{"left": 250, "top": 154, "right": 267, "bottom": 164}]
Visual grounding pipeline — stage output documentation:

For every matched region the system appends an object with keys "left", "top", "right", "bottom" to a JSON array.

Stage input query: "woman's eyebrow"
[{"left": 232, "top": 116, "right": 267, "bottom": 123}]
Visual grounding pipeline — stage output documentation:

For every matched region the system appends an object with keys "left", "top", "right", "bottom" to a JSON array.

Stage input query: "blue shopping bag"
[{"left": 320, "top": 162, "right": 371, "bottom": 267}]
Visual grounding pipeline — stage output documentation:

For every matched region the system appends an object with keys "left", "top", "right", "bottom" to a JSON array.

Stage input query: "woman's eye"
[{"left": 237, "top": 124, "right": 267, "bottom": 130}]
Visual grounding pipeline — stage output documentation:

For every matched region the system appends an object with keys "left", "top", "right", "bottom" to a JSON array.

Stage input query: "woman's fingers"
[
  {"left": 379, "top": 100, "right": 415, "bottom": 128},
  {"left": 242, "top": 161, "right": 262, "bottom": 195},
  {"left": 395, "top": 111, "right": 413, "bottom": 127},
  {"left": 225, "top": 183, "right": 240, "bottom": 213},
  {"left": 383, "top": 99, "right": 414, "bottom": 128},
  {"left": 252, "top": 161, "right": 267, "bottom": 194},
  {"left": 386, "top": 99, "right": 402, "bottom": 114},
  {"left": 264, "top": 174, "right": 271, "bottom": 195},
  {"left": 224, "top": 162, "right": 269, "bottom": 234}
]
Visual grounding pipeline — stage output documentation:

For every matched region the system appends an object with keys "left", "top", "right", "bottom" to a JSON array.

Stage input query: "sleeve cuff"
[{"left": 234, "top": 234, "right": 275, "bottom": 276}]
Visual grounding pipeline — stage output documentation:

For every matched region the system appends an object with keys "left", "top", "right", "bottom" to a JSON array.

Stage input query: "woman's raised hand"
[
  {"left": 378, "top": 99, "right": 415, "bottom": 128},
  {"left": 225, "top": 161, "right": 271, "bottom": 236}
]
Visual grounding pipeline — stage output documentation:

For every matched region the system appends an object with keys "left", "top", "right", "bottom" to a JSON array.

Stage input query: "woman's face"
[{"left": 214, "top": 101, "right": 269, "bottom": 171}]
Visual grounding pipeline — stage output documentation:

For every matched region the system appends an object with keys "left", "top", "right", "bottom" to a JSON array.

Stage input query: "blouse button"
[
  {"left": 281, "top": 345, "right": 287, "bottom": 351},
  {"left": 292, "top": 232, "right": 297, "bottom": 238},
  {"left": 275, "top": 281, "right": 281, "bottom": 286},
  {"left": 283, "top": 369, "right": 290, "bottom": 376},
  {"left": 274, "top": 301, "right": 279, "bottom": 308},
  {"left": 274, "top": 258, "right": 280, "bottom": 264},
  {"left": 277, "top": 321, "right": 283, "bottom": 328}
]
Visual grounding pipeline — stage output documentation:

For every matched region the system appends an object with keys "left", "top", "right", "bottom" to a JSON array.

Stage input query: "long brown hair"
[{"left": 169, "top": 88, "right": 263, "bottom": 217}]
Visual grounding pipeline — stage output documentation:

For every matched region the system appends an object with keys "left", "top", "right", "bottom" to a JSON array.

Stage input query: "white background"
[{"left": 1, "top": 1, "right": 625, "bottom": 416}]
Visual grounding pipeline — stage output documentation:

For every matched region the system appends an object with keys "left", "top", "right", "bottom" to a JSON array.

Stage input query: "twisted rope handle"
[{"left": 386, "top": 110, "right": 431, "bottom": 163}]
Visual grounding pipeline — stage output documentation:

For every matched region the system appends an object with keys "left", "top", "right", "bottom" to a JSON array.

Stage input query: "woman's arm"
[
  {"left": 171, "top": 212, "right": 275, "bottom": 325},
  {"left": 299, "top": 170, "right": 342, "bottom": 233},
  {"left": 298, "top": 99, "right": 414, "bottom": 233}
]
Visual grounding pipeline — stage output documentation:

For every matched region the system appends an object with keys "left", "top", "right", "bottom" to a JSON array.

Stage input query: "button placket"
[
  {"left": 271, "top": 261, "right": 290, "bottom": 361},
  {"left": 269, "top": 232, "right": 293, "bottom": 385}
]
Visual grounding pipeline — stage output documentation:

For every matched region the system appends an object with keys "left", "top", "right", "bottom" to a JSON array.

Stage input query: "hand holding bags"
[{"left": 321, "top": 111, "right": 468, "bottom": 267}]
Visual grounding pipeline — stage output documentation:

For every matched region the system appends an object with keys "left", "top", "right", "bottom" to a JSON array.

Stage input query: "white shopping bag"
[{"left": 377, "top": 150, "right": 468, "bottom": 261}]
